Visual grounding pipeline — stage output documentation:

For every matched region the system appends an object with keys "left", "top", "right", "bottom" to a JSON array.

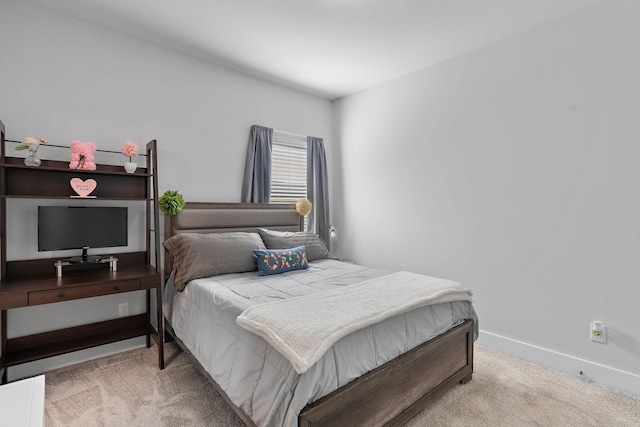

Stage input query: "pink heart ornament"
[{"left": 70, "top": 178, "right": 97, "bottom": 197}]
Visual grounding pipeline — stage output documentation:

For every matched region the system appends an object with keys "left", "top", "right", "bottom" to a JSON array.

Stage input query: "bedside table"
[{"left": 0, "top": 375, "right": 45, "bottom": 426}]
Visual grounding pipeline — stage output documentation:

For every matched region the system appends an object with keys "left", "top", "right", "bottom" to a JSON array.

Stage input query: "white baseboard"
[{"left": 477, "top": 329, "right": 640, "bottom": 399}]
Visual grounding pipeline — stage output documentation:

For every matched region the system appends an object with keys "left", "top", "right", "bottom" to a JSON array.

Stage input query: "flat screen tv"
[{"left": 38, "top": 206, "right": 128, "bottom": 263}]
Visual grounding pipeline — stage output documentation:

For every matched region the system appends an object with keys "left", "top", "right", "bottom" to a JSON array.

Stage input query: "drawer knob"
[{"left": 58, "top": 293, "right": 64, "bottom": 298}]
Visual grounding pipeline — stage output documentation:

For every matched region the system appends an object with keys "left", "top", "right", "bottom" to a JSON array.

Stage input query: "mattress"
[{"left": 164, "top": 259, "right": 478, "bottom": 427}]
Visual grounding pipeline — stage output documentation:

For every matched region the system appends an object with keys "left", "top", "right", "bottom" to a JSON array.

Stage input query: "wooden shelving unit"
[{"left": 0, "top": 119, "right": 164, "bottom": 383}]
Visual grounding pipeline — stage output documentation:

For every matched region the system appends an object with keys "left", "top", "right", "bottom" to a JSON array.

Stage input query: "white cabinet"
[{"left": 0, "top": 375, "right": 45, "bottom": 427}]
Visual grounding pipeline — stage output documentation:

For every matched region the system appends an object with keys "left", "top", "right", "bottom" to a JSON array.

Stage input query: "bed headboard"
[{"left": 163, "top": 202, "right": 303, "bottom": 278}]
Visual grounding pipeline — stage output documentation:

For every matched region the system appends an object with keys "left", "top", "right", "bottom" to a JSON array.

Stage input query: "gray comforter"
[{"left": 164, "top": 259, "right": 478, "bottom": 427}]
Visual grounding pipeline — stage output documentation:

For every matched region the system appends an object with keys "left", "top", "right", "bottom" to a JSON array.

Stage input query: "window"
[{"left": 270, "top": 131, "right": 307, "bottom": 204}]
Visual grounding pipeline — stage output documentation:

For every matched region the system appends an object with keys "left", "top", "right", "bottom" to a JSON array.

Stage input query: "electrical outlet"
[
  {"left": 590, "top": 321, "right": 606, "bottom": 344},
  {"left": 118, "top": 302, "right": 130, "bottom": 317}
]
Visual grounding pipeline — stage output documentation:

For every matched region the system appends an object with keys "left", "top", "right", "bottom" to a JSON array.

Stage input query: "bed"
[{"left": 162, "top": 202, "right": 477, "bottom": 426}]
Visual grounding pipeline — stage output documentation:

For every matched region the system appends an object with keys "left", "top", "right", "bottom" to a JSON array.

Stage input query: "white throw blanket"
[{"left": 236, "top": 271, "right": 473, "bottom": 374}]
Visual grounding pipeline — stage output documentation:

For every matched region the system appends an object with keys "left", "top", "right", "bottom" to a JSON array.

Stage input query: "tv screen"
[{"left": 38, "top": 206, "right": 128, "bottom": 252}]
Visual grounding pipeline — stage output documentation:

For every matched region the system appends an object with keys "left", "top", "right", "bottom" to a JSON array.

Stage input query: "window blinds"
[{"left": 270, "top": 131, "right": 307, "bottom": 203}]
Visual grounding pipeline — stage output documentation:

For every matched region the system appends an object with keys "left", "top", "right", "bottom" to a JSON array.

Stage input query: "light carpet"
[{"left": 43, "top": 343, "right": 640, "bottom": 426}]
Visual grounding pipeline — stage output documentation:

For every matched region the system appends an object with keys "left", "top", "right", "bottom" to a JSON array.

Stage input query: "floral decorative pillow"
[{"left": 253, "top": 245, "right": 309, "bottom": 276}]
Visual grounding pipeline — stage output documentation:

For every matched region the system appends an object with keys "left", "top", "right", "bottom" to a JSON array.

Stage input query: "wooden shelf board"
[
  {"left": 0, "top": 195, "right": 148, "bottom": 200},
  {"left": 4, "top": 315, "right": 149, "bottom": 366},
  {"left": 1, "top": 158, "right": 150, "bottom": 176}
]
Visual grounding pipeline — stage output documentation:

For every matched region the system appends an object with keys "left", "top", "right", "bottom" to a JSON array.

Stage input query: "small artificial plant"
[
  {"left": 15, "top": 137, "right": 47, "bottom": 153},
  {"left": 159, "top": 190, "right": 185, "bottom": 216},
  {"left": 121, "top": 141, "right": 139, "bottom": 162}
]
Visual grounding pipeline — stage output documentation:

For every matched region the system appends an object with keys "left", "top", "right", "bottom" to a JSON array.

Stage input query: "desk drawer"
[{"left": 28, "top": 280, "right": 141, "bottom": 305}]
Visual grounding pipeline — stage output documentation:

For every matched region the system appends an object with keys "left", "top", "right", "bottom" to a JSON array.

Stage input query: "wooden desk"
[
  {"left": 0, "top": 124, "right": 163, "bottom": 384},
  {"left": 0, "top": 375, "right": 45, "bottom": 426},
  {"left": 0, "top": 262, "right": 164, "bottom": 383}
]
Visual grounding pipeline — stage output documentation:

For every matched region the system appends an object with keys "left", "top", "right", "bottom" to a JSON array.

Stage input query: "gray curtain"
[
  {"left": 307, "top": 136, "right": 330, "bottom": 245},
  {"left": 241, "top": 125, "right": 273, "bottom": 203}
]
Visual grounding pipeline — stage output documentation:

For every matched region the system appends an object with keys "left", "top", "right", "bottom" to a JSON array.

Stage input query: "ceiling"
[{"left": 22, "top": 0, "right": 606, "bottom": 100}]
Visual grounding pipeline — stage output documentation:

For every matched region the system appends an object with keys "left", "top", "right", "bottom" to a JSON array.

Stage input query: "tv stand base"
[{"left": 55, "top": 256, "right": 118, "bottom": 278}]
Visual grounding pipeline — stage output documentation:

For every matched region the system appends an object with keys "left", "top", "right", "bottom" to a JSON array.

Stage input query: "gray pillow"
[
  {"left": 163, "top": 232, "right": 266, "bottom": 291},
  {"left": 257, "top": 228, "right": 329, "bottom": 261}
]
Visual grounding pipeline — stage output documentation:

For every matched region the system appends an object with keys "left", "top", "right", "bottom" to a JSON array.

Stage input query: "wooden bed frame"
[{"left": 163, "top": 202, "right": 474, "bottom": 427}]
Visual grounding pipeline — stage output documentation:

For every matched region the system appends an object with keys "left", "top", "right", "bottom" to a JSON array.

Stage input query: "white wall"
[
  {"left": 0, "top": 0, "right": 332, "bottom": 380},
  {"left": 333, "top": 0, "right": 640, "bottom": 397}
]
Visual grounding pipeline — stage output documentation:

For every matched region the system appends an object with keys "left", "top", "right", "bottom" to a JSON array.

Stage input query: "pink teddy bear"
[{"left": 69, "top": 141, "right": 97, "bottom": 170}]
